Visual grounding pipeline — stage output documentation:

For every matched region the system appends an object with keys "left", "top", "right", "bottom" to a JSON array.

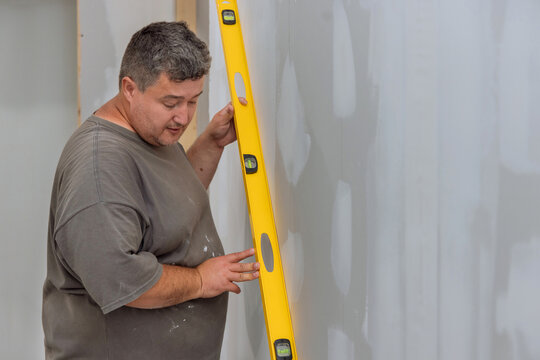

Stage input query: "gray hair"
[{"left": 119, "top": 21, "right": 211, "bottom": 91}]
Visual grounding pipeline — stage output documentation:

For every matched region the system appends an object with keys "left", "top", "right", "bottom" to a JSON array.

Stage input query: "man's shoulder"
[
  {"left": 52, "top": 119, "right": 147, "bottom": 228},
  {"left": 60, "top": 117, "right": 144, "bottom": 168}
]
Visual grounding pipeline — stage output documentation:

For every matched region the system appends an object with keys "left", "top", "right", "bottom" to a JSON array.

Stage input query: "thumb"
[
  {"left": 219, "top": 103, "right": 234, "bottom": 117},
  {"left": 229, "top": 283, "right": 241, "bottom": 294},
  {"left": 211, "top": 103, "right": 234, "bottom": 125}
]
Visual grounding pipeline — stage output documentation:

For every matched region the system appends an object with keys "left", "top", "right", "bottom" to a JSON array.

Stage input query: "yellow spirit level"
[{"left": 214, "top": 1, "right": 298, "bottom": 359}]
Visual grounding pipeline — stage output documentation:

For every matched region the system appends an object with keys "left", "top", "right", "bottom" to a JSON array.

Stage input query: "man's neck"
[{"left": 94, "top": 94, "right": 135, "bottom": 132}]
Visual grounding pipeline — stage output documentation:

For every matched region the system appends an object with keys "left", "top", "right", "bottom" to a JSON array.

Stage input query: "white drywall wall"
[
  {"left": 0, "top": 1, "right": 176, "bottom": 357},
  {"left": 209, "top": 0, "right": 540, "bottom": 359},
  {"left": 79, "top": 0, "right": 175, "bottom": 121},
  {"left": 0, "top": 1, "right": 77, "bottom": 358}
]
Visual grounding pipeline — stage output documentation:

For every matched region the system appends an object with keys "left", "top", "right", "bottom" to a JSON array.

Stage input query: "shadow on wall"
[
  {"left": 494, "top": 166, "right": 540, "bottom": 360},
  {"left": 243, "top": 209, "right": 266, "bottom": 355}
]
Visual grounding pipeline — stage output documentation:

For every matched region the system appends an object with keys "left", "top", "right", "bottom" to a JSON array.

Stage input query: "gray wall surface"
[
  {"left": 0, "top": 1, "right": 175, "bottom": 357},
  {"left": 79, "top": 0, "right": 175, "bottom": 122},
  {"left": 208, "top": 0, "right": 540, "bottom": 359},
  {"left": 0, "top": 1, "right": 77, "bottom": 358}
]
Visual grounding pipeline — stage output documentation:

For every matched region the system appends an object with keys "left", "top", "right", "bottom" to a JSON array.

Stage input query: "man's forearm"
[
  {"left": 186, "top": 101, "right": 239, "bottom": 188},
  {"left": 126, "top": 264, "right": 202, "bottom": 309},
  {"left": 186, "top": 131, "right": 224, "bottom": 189}
]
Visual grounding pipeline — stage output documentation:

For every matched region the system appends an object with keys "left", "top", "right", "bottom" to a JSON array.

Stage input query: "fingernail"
[
  {"left": 254, "top": 262, "right": 260, "bottom": 270},
  {"left": 253, "top": 271, "right": 259, "bottom": 278}
]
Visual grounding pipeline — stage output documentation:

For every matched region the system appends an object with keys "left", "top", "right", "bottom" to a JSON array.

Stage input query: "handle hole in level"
[
  {"left": 260, "top": 233, "right": 274, "bottom": 272},
  {"left": 234, "top": 72, "right": 247, "bottom": 105}
]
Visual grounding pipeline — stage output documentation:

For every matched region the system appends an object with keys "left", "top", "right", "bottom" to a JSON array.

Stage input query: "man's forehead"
[
  {"left": 159, "top": 91, "right": 203, "bottom": 100},
  {"left": 150, "top": 73, "right": 205, "bottom": 97}
]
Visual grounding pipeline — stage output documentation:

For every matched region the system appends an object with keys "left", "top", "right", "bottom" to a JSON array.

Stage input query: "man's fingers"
[
  {"left": 237, "top": 271, "right": 259, "bottom": 282},
  {"left": 228, "top": 248, "right": 256, "bottom": 263},
  {"left": 229, "top": 261, "right": 259, "bottom": 273},
  {"left": 228, "top": 271, "right": 259, "bottom": 283}
]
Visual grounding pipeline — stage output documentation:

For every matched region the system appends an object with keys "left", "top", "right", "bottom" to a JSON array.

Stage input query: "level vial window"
[
  {"left": 222, "top": 10, "right": 236, "bottom": 25},
  {"left": 274, "top": 339, "right": 292, "bottom": 359},
  {"left": 243, "top": 154, "right": 258, "bottom": 174},
  {"left": 277, "top": 344, "right": 291, "bottom": 356}
]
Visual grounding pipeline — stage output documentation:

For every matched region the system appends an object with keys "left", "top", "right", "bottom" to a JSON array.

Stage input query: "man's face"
[{"left": 127, "top": 73, "right": 204, "bottom": 146}]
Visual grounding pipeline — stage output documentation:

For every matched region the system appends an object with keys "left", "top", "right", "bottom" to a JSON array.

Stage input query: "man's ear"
[{"left": 121, "top": 77, "right": 138, "bottom": 102}]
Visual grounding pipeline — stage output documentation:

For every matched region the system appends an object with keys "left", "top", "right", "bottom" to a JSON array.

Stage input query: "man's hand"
[
  {"left": 196, "top": 247, "right": 260, "bottom": 298},
  {"left": 127, "top": 248, "right": 260, "bottom": 310},
  {"left": 205, "top": 98, "right": 248, "bottom": 149}
]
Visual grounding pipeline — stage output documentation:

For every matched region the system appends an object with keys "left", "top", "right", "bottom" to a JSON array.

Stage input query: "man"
[{"left": 42, "top": 21, "right": 259, "bottom": 359}]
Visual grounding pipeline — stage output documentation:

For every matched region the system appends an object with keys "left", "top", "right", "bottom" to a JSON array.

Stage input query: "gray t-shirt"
[{"left": 43, "top": 116, "right": 227, "bottom": 359}]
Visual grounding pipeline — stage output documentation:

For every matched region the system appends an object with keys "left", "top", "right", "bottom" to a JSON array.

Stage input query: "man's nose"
[{"left": 172, "top": 104, "right": 189, "bottom": 126}]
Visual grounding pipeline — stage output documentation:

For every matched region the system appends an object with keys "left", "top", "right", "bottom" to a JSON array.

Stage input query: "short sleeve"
[{"left": 54, "top": 202, "right": 162, "bottom": 314}]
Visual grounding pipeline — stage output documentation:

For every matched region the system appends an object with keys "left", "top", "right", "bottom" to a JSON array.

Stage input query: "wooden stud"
[{"left": 176, "top": 0, "right": 197, "bottom": 31}]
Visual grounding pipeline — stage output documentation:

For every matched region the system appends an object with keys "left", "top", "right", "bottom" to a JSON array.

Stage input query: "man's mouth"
[{"left": 167, "top": 127, "right": 182, "bottom": 134}]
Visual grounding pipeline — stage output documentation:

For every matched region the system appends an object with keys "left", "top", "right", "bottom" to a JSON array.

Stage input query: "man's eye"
[
  {"left": 188, "top": 101, "right": 197, "bottom": 106},
  {"left": 164, "top": 103, "right": 176, "bottom": 109}
]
